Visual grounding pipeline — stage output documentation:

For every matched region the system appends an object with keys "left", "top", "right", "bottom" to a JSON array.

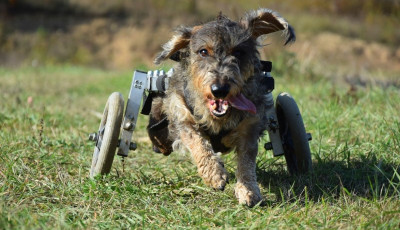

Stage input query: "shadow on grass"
[{"left": 256, "top": 158, "right": 400, "bottom": 202}]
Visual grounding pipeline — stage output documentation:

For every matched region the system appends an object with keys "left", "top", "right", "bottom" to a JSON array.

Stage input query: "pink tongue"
[{"left": 228, "top": 93, "right": 257, "bottom": 114}]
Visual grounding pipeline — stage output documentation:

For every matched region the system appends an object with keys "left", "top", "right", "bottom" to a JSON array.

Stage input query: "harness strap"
[{"left": 141, "top": 92, "right": 155, "bottom": 115}]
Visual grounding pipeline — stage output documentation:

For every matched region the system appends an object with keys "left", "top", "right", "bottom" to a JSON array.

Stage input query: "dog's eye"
[{"left": 199, "top": 49, "right": 209, "bottom": 57}]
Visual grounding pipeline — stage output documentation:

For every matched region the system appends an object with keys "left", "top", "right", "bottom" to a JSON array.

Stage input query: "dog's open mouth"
[
  {"left": 208, "top": 93, "right": 257, "bottom": 118},
  {"left": 209, "top": 99, "right": 230, "bottom": 117}
]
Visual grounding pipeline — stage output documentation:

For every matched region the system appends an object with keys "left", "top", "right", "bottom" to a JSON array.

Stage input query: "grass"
[{"left": 0, "top": 61, "right": 399, "bottom": 229}]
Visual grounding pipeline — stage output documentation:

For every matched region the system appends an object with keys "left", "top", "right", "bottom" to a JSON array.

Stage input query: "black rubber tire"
[
  {"left": 90, "top": 92, "right": 124, "bottom": 178},
  {"left": 276, "top": 92, "right": 312, "bottom": 175}
]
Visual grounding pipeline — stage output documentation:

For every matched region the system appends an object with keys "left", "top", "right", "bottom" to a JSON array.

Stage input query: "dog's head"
[{"left": 155, "top": 9, "right": 295, "bottom": 119}]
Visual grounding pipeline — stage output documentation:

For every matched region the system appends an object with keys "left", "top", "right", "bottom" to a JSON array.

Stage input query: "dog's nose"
[{"left": 211, "top": 83, "right": 230, "bottom": 98}]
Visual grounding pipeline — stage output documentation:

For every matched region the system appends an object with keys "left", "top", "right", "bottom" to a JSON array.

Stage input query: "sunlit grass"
[{"left": 0, "top": 63, "right": 399, "bottom": 228}]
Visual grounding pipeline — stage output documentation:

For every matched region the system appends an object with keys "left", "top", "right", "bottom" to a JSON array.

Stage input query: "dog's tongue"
[{"left": 228, "top": 93, "right": 257, "bottom": 114}]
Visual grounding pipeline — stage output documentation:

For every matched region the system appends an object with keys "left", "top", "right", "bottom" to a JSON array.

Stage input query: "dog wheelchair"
[{"left": 88, "top": 61, "right": 312, "bottom": 178}]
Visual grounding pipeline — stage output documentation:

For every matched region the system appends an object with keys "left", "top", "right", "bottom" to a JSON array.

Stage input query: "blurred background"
[{"left": 1, "top": 0, "right": 399, "bottom": 84}]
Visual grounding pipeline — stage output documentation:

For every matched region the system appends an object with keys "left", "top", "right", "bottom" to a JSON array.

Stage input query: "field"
[
  {"left": 1, "top": 58, "right": 399, "bottom": 228},
  {"left": 1, "top": 0, "right": 400, "bottom": 228}
]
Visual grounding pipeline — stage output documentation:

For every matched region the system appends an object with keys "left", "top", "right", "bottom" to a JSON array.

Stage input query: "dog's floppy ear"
[
  {"left": 154, "top": 26, "right": 193, "bottom": 65},
  {"left": 240, "top": 8, "right": 295, "bottom": 45}
]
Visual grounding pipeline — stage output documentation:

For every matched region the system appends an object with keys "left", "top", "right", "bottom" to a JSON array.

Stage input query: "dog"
[{"left": 147, "top": 8, "right": 295, "bottom": 207}]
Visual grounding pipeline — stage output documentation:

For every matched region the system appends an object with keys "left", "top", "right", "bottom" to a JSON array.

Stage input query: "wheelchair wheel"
[
  {"left": 276, "top": 92, "right": 312, "bottom": 175},
  {"left": 90, "top": 92, "right": 124, "bottom": 178}
]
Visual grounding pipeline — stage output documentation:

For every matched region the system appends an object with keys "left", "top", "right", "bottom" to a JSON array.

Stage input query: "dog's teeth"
[{"left": 210, "top": 99, "right": 229, "bottom": 117}]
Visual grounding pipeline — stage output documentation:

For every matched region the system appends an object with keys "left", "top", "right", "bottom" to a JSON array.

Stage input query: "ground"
[
  {"left": 1, "top": 63, "right": 399, "bottom": 228},
  {"left": 1, "top": 0, "right": 400, "bottom": 228}
]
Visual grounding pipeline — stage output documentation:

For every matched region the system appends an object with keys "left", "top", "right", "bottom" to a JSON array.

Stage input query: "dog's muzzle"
[{"left": 209, "top": 83, "right": 230, "bottom": 117}]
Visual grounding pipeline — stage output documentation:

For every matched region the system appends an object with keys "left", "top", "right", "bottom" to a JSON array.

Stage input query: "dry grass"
[{"left": 1, "top": 0, "right": 399, "bottom": 72}]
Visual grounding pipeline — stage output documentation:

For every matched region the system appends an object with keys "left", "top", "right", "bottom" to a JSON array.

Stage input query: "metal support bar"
[
  {"left": 117, "top": 70, "right": 148, "bottom": 157},
  {"left": 264, "top": 93, "right": 285, "bottom": 157}
]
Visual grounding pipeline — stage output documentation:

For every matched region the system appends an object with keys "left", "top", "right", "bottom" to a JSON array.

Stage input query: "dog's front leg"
[
  {"left": 180, "top": 129, "right": 228, "bottom": 190},
  {"left": 235, "top": 138, "right": 262, "bottom": 207}
]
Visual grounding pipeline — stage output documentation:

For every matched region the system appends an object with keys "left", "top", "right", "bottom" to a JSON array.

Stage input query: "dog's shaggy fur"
[{"left": 148, "top": 8, "right": 295, "bottom": 206}]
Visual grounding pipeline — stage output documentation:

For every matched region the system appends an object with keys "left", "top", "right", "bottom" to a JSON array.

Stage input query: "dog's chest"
[{"left": 204, "top": 128, "right": 232, "bottom": 153}]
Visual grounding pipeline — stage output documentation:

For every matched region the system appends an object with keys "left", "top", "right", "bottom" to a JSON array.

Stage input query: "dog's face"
[
  {"left": 155, "top": 9, "right": 295, "bottom": 119},
  {"left": 188, "top": 18, "right": 259, "bottom": 118}
]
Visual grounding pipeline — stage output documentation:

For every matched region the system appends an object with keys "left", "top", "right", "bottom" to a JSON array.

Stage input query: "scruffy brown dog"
[{"left": 148, "top": 8, "right": 295, "bottom": 207}]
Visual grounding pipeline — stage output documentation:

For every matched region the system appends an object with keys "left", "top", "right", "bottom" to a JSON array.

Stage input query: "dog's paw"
[
  {"left": 234, "top": 182, "right": 263, "bottom": 207},
  {"left": 200, "top": 160, "right": 229, "bottom": 191}
]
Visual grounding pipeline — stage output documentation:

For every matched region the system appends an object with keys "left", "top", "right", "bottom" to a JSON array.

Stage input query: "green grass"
[{"left": 1, "top": 63, "right": 399, "bottom": 229}]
